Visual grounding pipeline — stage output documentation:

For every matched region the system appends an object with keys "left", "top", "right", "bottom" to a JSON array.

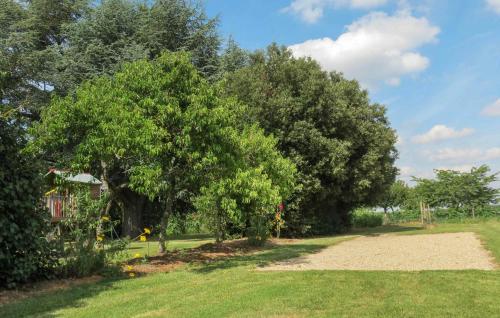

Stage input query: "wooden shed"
[{"left": 44, "top": 169, "right": 103, "bottom": 222}]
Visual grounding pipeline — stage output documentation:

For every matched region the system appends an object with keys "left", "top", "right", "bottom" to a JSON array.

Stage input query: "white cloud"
[
  {"left": 481, "top": 99, "right": 500, "bottom": 117},
  {"left": 430, "top": 147, "right": 500, "bottom": 162},
  {"left": 288, "top": 11, "right": 439, "bottom": 87},
  {"left": 283, "top": 0, "right": 388, "bottom": 23},
  {"left": 399, "top": 166, "right": 414, "bottom": 176},
  {"left": 412, "top": 125, "right": 474, "bottom": 144},
  {"left": 429, "top": 148, "right": 482, "bottom": 161},
  {"left": 487, "top": 0, "right": 500, "bottom": 15},
  {"left": 485, "top": 147, "right": 500, "bottom": 160},
  {"left": 436, "top": 164, "right": 475, "bottom": 173}
]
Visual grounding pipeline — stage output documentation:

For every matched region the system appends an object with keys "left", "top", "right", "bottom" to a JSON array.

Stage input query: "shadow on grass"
[
  {"left": 190, "top": 224, "right": 428, "bottom": 274},
  {"left": 0, "top": 277, "right": 125, "bottom": 318},
  {"left": 190, "top": 243, "right": 329, "bottom": 274}
]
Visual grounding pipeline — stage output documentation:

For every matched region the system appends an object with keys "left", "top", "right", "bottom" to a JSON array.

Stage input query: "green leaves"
[
  {"left": 223, "top": 44, "right": 398, "bottom": 234},
  {"left": 414, "top": 165, "right": 499, "bottom": 216},
  {"left": 0, "top": 118, "right": 57, "bottom": 288},
  {"left": 30, "top": 51, "right": 296, "bottom": 243}
]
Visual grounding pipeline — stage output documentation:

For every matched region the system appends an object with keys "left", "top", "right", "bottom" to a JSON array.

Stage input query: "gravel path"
[{"left": 261, "top": 232, "right": 496, "bottom": 271}]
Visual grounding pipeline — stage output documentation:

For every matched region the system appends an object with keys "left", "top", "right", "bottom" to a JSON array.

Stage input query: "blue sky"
[{"left": 204, "top": 0, "right": 500, "bottom": 182}]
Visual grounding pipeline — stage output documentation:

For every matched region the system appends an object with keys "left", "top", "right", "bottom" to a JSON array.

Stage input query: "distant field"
[{"left": 2, "top": 220, "right": 500, "bottom": 318}]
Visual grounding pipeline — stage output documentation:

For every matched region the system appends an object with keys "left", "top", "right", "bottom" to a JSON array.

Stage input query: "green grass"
[
  {"left": 123, "top": 233, "right": 214, "bottom": 259},
  {"left": 2, "top": 221, "right": 500, "bottom": 318}
]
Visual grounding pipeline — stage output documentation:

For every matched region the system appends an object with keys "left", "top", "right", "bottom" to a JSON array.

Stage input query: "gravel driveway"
[{"left": 261, "top": 232, "right": 496, "bottom": 271}]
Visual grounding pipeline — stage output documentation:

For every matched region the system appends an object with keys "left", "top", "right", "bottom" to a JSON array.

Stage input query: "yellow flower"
[
  {"left": 139, "top": 235, "right": 147, "bottom": 242},
  {"left": 128, "top": 272, "right": 136, "bottom": 278},
  {"left": 96, "top": 235, "right": 104, "bottom": 242},
  {"left": 101, "top": 216, "right": 110, "bottom": 222},
  {"left": 126, "top": 265, "right": 133, "bottom": 271},
  {"left": 134, "top": 253, "right": 141, "bottom": 258},
  {"left": 144, "top": 228, "right": 151, "bottom": 234}
]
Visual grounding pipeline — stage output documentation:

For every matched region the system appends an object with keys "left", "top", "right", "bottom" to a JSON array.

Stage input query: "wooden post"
[
  {"left": 420, "top": 201, "right": 424, "bottom": 224},
  {"left": 426, "top": 204, "right": 431, "bottom": 224}
]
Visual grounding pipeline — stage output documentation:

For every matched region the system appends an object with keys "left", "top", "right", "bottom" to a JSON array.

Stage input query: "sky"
[{"left": 204, "top": 0, "right": 500, "bottom": 183}]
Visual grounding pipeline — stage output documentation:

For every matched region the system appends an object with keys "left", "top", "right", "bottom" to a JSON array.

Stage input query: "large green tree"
[
  {"left": 223, "top": 45, "right": 398, "bottom": 234},
  {"left": 29, "top": 52, "right": 295, "bottom": 249},
  {"left": 1, "top": 0, "right": 220, "bottom": 119},
  {"left": 53, "top": 0, "right": 220, "bottom": 95},
  {"left": 0, "top": 0, "right": 88, "bottom": 117}
]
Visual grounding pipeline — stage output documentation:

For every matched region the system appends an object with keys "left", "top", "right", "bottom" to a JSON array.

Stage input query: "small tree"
[
  {"left": 414, "top": 165, "right": 498, "bottom": 218},
  {"left": 379, "top": 180, "right": 410, "bottom": 214},
  {"left": 194, "top": 126, "right": 296, "bottom": 245}
]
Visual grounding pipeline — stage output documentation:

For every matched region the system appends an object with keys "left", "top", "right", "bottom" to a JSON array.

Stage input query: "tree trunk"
[
  {"left": 158, "top": 188, "right": 174, "bottom": 254},
  {"left": 100, "top": 160, "right": 146, "bottom": 238},
  {"left": 215, "top": 200, "right": 225, "bottom": 243},
  {"left": 472, "top": 206, "right": 475, "bottom": 219},
  {"left": 119, "top": 189, "right": 146, "bottom": 238}
]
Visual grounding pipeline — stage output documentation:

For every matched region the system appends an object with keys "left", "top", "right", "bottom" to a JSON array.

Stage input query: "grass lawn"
[
  {"left": 2, "top": 220, "right": 500, "bottom": 318},
  {"left": 124, "top": 234, "right": 214, "bottom": 259}
]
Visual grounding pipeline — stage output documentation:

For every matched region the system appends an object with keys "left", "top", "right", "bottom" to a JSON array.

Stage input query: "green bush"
[
  {"left": 166, "top": 213, "right": 208, "bottom": 236},
  {"left": 246, "top": 215, "right": 271, "bottom": 246},
  {"left": 58, "top": 188, "right": 123, "bottom": 278},
  {"left": 0, "top": 119, "right": 58, "bottom": 288},
  {"left": 387, "top": 206, "right": 500, "bottom": 224},
  {"left": 352, "top": 209, "right": 384, "bottom": 228}
]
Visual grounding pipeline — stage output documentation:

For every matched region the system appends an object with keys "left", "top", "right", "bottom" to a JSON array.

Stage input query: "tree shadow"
[
  {"left": 0, "top": 277, "right": 125, "bottom": 318},
  {"left": 190, "top": 242, "right": 329, "bottom": 274}
]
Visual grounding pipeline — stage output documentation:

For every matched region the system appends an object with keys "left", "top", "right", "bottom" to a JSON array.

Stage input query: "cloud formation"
[
  {"left": 436, "top": 164, "right": 475, "bottom": 173},
  {"left": 283, "top": 0, "right": 388, "bottom": 23},
  {"left": 487, "top": 0, "right": 500, "bottom": 15},
  {"left": 481, "top": 99, "right": 500, "bottom": 117},
  {"left": 429, "top": 147, "right": 500, "bottom": 162},
  {"left": 288, "top": 11, "right": 439, "bottom": 87},
  {"left": 412, "top": 125, "right": 474, "bottom": 144}
]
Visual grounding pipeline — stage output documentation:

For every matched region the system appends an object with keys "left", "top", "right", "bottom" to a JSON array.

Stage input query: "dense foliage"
[
  {"left": 223, "top": 45, "right": 398, "bottom": 235},
  {"left": 378, "top": 180, "right": 411, "bottom": 213},
  {"left": 0, "top": 0, "right": 220, "bottom": 118},
  {"left": 413, "top": 165, "right": 498, "bottom": 218},
  {"left": 0, "top": 118, "right": 57, "bottom": 288},
  {"left": 29, "top": 52, "right": 296, "bottom": 248},
  {"left": 351, "top": 208, "right": 384, "bottom": 228}
]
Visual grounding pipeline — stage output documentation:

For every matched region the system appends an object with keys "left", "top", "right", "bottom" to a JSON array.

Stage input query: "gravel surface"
[{"left": 261, "top": 232, "right": 496, "bottom": 271}]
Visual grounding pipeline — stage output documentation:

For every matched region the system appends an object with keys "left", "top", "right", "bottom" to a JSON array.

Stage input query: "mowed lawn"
[{"left": 2, "top": 220, "right": 500, "bottom": 318}]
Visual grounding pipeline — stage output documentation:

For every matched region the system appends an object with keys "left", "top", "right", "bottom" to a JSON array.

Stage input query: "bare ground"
[{"left": 260, "top": 232, "right": 497, "bottom": 271}]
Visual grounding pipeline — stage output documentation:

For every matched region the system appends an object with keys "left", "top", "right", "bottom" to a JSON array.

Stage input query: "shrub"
[
  {"left": 58, "top": 188, "right": 121, "bottom": 277},
  {"left": 352, "top": 209, "right": 384, "bottom": 228},
  {"left": 0, "top": 119, "right": 58, "bottom": 288},
  {"left": 246, "top": 215, "right": 271, "bottom": 246}
]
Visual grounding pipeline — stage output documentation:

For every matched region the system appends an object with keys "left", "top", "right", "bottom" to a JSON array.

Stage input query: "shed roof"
[{"left": 46, "top": 169, "right": 102, "bottom": 185}]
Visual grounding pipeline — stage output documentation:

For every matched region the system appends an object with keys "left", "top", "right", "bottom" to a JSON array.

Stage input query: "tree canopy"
[
  {"left": 29, "top": 51, "right": 296, "bottom": 247},
  {"left": 223, "top": 45, "right": 398, "bottom": 234},
  {"left": 378, "top": 180, "right": 411, "bottom": 213},
  {"left": 414, "top": 165, "right": 498, "bottom": 217},
  {"left": 1, "top": 0, "right": 220, "bottom": 118}
]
